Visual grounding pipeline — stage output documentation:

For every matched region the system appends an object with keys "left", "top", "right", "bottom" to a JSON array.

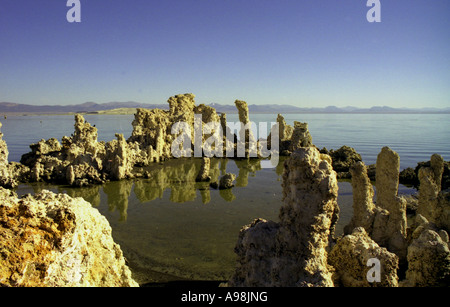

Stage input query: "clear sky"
[{"left": 0, "top": 0, "right": 449, "bottom": 108}]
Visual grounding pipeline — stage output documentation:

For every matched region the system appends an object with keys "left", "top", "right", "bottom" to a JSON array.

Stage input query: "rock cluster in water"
[
  {"left": 7, "top": 94, "right": 279, "bottom": 187},
  {"left": 0, "top": 93, "right": 334, "bottom": 188},
  {"left": 227, "top": 145, "right": 449, "bottom": 287}
]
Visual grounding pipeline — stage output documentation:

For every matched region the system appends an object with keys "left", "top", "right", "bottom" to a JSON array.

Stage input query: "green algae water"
[{"left": 4, "top": 113, "right": 447, "bottom": 284}]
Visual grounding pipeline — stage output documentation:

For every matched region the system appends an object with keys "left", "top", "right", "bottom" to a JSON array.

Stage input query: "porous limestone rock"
[
  {"left": 276, "top": 114, "right": 294, "bottom": 142},
  {"left": 105, "top": 134, "right": 132, "bottom": 181},
  {"left": 267, "top": 114, "right": 294, "bottom": 155},
  {"left": 399, "top": 156, "right": 450, "bottom": 190},
  {"left": 20, "top": 115, "right": 107, "bottom": 186},
  {"left": 194, "top": 104, "right": 220, "bottom": 125},
  {"left": 436, "top": 190, "right": 450, "bottom": 233},
  {"left": 403, "top": 215, "right": 450, "bottom": 287},
  {"left": 430, "top": 154, "right": 444, "bottom": 189},
  {"left": 0, "top": 187, "right": 138, "bottom": 287},
  {"left": 417, "top": 154, "right": 449, "bottom": 232},
  {"left": 127, "top": 108, "right": 172, "bottom": 164},
  {"left": 374, "top": 147, "right": 407, "bottom": 259},
  {"left": 233, "top": 100, "right": 256, "bottom": 157},
  {"left": 343, "top": 147, "right": 408, "bottom": 263},
  {"left": 344, "top": 161, "right": 377, "bottom": 234},
  {"left": 329, "top": 227, "right": 399, "bottom": 287},
  {"left": 228, "top": 147, "right": 339, "bottom": 287},
  {"left": 72, "top": 114, "right": 100, "bottom": 156},
  {"left": 168, "top": 93, "right": 196, "bottom": 124},
  {"left": 128, "top": 94, "right": 225, "bottom": 163},
  {"left": 234, "top": 100, "right": 250, "bottom": 126},
  {"left": 289, "top": 121, "right": 312, "bottom": 151},
  {"left": 0, "top": 122, "right": 18, "bottom": 188},
  {"left": 324, "top": 145, "right": 363, "bottom": 177}
]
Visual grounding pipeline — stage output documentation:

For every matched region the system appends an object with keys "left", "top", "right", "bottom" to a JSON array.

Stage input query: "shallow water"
[
  {"left": 4, "top": 113, "right": 445, "bottom": 283},
  {"left": 14, "top": 157, "right": 415, "bottom": 284}
]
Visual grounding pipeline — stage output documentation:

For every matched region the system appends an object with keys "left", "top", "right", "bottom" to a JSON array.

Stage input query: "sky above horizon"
[{"left": 0, "top": 0, "right": 449, "bottom": 108}]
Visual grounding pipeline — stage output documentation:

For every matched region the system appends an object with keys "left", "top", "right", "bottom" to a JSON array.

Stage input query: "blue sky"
[{"left": 0, "top": 0, "right": 449, "bottom": 108}]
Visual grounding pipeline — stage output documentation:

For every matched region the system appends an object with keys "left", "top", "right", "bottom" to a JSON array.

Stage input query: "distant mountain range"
[{"left": 0, "top": 101, "right": 449, "bottom": 115}]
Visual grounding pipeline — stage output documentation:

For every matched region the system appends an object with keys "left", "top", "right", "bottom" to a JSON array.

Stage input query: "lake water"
[
  {"left": 2, "top": 113, "right": 449, "bottom": 169},
  {"left": 1, "top": 113, "right": 449, "bottom": 284}
]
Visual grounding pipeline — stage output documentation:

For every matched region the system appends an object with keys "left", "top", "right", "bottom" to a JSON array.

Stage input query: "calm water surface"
[
  {"left": 2, "top": 113, "right": 449, "bottom": 169},
  {"left": 3, "top": 113, "right": 448, "bottom": 283}
]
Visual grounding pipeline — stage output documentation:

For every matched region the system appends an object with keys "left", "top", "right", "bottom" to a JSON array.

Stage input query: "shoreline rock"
[{"left": 0, "top": 187, "right": 138, "bottom": 287}]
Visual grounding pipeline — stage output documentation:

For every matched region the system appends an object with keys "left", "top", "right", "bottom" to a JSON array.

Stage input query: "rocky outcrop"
[
  {"left": 289, "top": 121, "right": 312, "bottom": 151},
  {"left": 268, "top": 114, "right": 293, "bottom": 155},
  {"left": 321, "top": 145, "right": 363, "bottom": 178},
  {"left": 228, "top": 147, "right": 339, "bottom": 287},
  {"left": 417, "top": 154, "right": 450, "bottom": 233},
  {"left": 17, "top": 94, "right": 222, "bottom": 186},
  {"left": 403, "top": 215, "right": 450, "bottom": 287},
  {"left": 0, "top": 122, "right": 19, "bottom": 188},
  {"left": 127, "top": 108, "right": 172, "bottom": 164},
  {"left": 267, "top": 116, "right": 311, "bottom": 157},
  {"left": 228, "top": 144, "right": 450, "bottom": 287},
  {"left": 374, "top": 147, "right": 408, "bottom": 259},
  {"left": 128, "top": 94, "right": 199, "bottom": 164},
  {"left": 344, "top": 161, "right": 378, "bottom": 233},
  {"left": 343, "top": 147, "right": 408, "bottom": 263},
  {"left": 20, "top": 115, "right": 108, "bottom": 186},
  {"left": 0, "top": 187, "right": 138, "bottom": 287},
  {"left": 233, "top": 100, "right": 257, "bottom": 158},
  {"left": 329, "top": 227, "right": 399, "bottom": 287},
  {"left": 399, "top": 157, "right": 450, "bottom": 191},
  {"left": 341, "top": 148, "right": 449, "bottom": 286}
]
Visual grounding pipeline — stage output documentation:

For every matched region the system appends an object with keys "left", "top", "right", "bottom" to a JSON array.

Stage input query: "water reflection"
[
  {"left": 13, "top": 157, "right": 354, "bottom": 283},
  {"left": 24, "top": 158, "right": 277, "bottom": 221},
  {"left": 13, "top": 156, "right": 417, "bottom": 283}
]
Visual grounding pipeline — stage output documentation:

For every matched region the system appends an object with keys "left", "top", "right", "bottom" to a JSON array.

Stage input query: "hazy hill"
[
  {"left": 0, "top": 101, "right": 168, "bottom": 114},
  {"left": 0, "top": 101, "right": 449, "bottom": 115}
]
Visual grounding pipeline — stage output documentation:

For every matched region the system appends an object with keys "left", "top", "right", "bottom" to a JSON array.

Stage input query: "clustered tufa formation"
[{"left": 227, "top": 145, "right": 449, "bottom": 287}]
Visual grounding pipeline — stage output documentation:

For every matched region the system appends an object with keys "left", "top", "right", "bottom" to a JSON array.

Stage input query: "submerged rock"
[
  {"left": 0, "top": 187, "right": 138, "bottom": 287},
  {"left": 218, "top": 173, "right": 236, "bottom": 190}
]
